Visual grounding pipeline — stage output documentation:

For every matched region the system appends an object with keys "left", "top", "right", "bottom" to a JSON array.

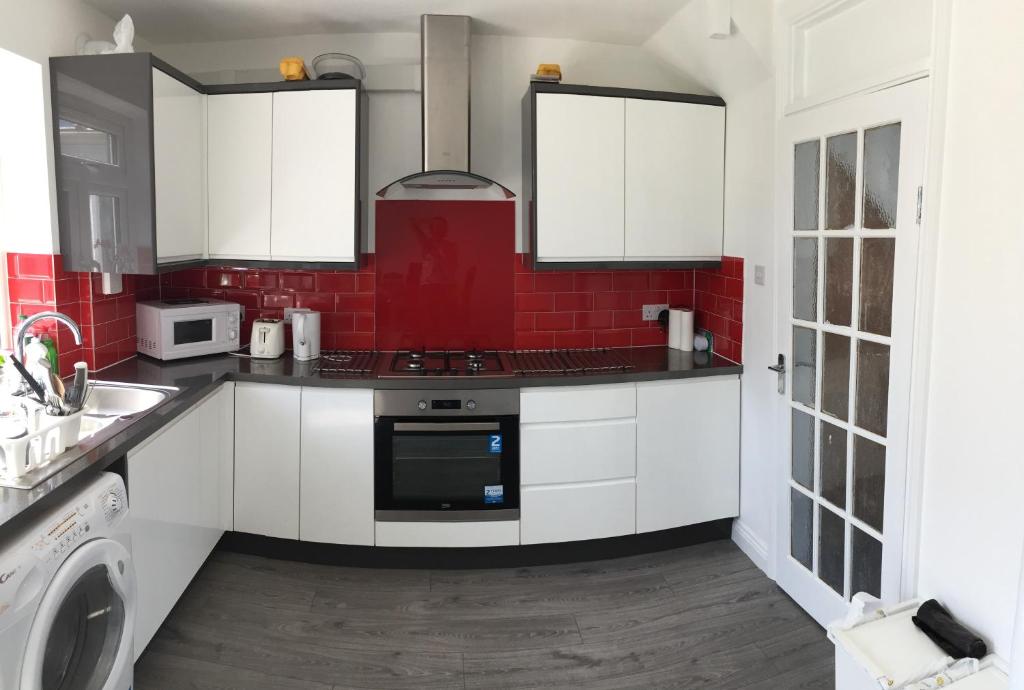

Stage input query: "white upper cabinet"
[
  {"left": 152, "top": 68, "right": 205, "bottom": 264},
  {"left": 207, "top": 92, "right": 273, "bottom": 260},
  {"left": 535, "top": 93, "right": 625, "bottom": 262},
  {"left": 527, "top": 85, "right": 725, "bottom": 266},
  {"left": 271, "top": 90, "right": 358, "bottom": 262},
  {"left": 208, "top": 87, "right": 362, "bottom": 263},
  {"left": 625, "top": 99, "right": 725, "bottom": 260}
]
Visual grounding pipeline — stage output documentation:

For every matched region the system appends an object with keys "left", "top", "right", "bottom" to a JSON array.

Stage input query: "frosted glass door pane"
[
  {"left": 820, "top": 422, "right": 847, "bottom": 508},
  {"left": 825, "top": 238, "right": 853, "bottom": 326},
  {"left": 851, "top": 527, "right": 883, "bottom": 598},
  {"left": 863, "top": 123, "right": 901, "bottom": 229},
  {"left": 793, "top": 238, "right": 818, "bottom": 321},
  {"left": 822, "top": 333, "right": 851, "bottom": 421},
  {"left": 792, "top": 409, "right": 815, "bottom": 490},
  {"left": 826, "top": 133, "right": 857, "bottom": 230},
  {"left": 860, "top": 238, "right": 896, "bottom": 336},
  {"left": 856, "top": 340, "right": 890, "bottom": 437},
  {"left": 854, "top": 436, "right": 886, "bottom": 532},
  {"left": 794, "top": 140, "right": 820, "bottom": 231},
  {"left": 791, "top": 489, "right": 813, "bottom": 571},
  {"left": 793, "top": 326, "right": 817, "bottom": 407},
  {"left": 819, "top": 507, "right": 845, "bottom": 595}
]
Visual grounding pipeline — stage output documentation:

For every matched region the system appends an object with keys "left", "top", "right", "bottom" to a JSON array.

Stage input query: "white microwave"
[{"left": 136, "top": 298, "right": 241, "bottom": 360}]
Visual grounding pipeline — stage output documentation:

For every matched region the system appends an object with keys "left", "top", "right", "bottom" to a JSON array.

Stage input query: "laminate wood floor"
[{"left": 134, "top": 539, "right": 834, "bottom": 689}]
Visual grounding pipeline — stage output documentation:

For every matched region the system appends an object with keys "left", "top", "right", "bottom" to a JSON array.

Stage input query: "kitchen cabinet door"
[
  {"left": 271, "top": 90, "right": 357, "bottom": 262},
  {"left": 625, "top": 99, "right": 725, "bottom": 260},
  {"left": 636, "top": 376, "right": 740, "bottom": 533},
  {"left": 535, "top": 93, "right": 625, "bottom": 262},
  {"left": 299, "top": 387, "right": 373, "bottom": 545},
  {"left": 127, "top": 386, "right": 230, "bottom": 659},
  {"left": 234, "top": 382, "right": 300, "bottom": 538},
  {"left": 153, "top": 68, "right": 205, "bottom": 264},
  {"left": 207, "top": 93, "right": 272, "bottom": 259}
]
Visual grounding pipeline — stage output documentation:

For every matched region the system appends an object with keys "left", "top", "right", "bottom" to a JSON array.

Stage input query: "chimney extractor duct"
[{"left": 377, "top": 14, "right": 514, "bottom": 200}]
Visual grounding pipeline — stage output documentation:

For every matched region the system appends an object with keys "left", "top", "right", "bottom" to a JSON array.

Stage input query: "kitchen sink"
[
  {"left": 83, "top": 382, "right": 177, "bottom": 418},
  {"left": 0, "top": 381, "right": 180, "bottom": 489}
]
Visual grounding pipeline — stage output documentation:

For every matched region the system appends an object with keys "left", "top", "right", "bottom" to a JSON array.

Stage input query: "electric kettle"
[
  {"left": 292, "top": 311, "right": 321, "bottom": 361},
  {"left": 250, "top": 319, "right": 285, "bottom": 359}
]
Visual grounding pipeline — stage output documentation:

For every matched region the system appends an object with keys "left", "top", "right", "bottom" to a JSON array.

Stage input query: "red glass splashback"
[{"left": 375, "top": 200, "right": 515, "bottom": 350}]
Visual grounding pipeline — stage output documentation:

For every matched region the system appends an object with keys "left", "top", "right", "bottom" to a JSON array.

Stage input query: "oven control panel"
[{"left": 375, "top": 389, "right": 518, "bottom": 417}]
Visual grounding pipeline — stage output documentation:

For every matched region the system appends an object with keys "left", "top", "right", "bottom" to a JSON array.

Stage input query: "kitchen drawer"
[
  {"left": 521, "top": 418, "right": 636, "bottom": 485},
  {"left": 520, "top": 384, "right": 636, "bottom": 424},
  {"left": 374, "top": 521, "right": 520, "bottom": 548},
  {"left": 520, "top": 479, "right": 636, "bottom": 544}
]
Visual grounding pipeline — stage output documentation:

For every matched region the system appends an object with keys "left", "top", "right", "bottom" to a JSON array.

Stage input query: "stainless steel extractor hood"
[{"left": 377, "top": 14, "right": 514, "bottom": 200}]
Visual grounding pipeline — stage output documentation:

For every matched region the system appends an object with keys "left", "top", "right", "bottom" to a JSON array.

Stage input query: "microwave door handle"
[{"left": 392, "top": 422, "right": 501, "bottom": 432}]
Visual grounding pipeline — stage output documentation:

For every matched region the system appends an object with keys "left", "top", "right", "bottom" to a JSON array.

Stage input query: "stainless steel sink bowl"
[{"left": 83, "top": 382, "right": 177, "bottom": 418}]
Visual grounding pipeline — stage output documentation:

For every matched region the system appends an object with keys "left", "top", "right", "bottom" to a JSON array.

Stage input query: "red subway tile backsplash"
[
  {"left": 5, "top": 251, "right": 743, "bottom": 370},
  {"left": 511, "top": 254, "right": 743, "bottom": 360}
]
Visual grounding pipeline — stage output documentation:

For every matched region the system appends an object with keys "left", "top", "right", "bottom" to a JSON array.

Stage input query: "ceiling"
[{"left": 83, "top": 0, "right": 689, "bottom": 46}]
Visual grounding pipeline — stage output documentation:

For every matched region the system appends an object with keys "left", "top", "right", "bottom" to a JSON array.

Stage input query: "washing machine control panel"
[{"left": 27, "top": 475, "right": 128, "bottom": 563}]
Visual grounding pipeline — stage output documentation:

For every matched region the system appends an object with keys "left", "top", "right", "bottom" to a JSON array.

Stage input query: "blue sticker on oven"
[
  {"left": 484, "top": 485, "right": 504, "bottom": 504},
  {"left": 488, "top": 434, "right": 503, "bottom": 454}
]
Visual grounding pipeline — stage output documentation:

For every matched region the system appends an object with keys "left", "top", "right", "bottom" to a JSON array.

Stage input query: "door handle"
[{"left": 769, "top": 354, "right": 786, "bottom": 395}]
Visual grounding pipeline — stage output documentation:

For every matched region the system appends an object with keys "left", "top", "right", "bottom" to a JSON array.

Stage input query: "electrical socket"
[
  {"left": 282, "top": 307, "right": 310, "bottom": 324},
  {"left": 642, "top": 303, "right": 668, "bottom": 321}
]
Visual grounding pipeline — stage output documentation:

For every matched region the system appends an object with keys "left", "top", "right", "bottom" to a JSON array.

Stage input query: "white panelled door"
[{"left": 774, "top": 79, "right": 929, "bottom": 626}]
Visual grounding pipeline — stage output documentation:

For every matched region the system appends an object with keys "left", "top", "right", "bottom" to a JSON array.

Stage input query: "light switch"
[{"left": 754, "top": 265, "right": 766, "bottom": 286}]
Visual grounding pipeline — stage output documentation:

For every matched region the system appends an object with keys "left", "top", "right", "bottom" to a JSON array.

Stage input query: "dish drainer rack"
[{"left": 0, "top": 398, "right": 86, "bottom": 482}]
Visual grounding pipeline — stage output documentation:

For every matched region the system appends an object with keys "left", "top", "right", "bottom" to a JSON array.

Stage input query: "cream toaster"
[{"left": 250, "top": 319, "right": 285, "bottom": 359}]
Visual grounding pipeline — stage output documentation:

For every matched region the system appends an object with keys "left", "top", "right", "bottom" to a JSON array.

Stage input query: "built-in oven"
[{"left": 374, "top": 389, "right": 519, "bottom": 521}]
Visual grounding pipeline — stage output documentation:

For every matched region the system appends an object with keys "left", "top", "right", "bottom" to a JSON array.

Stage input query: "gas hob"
[
  {"left": 313, "top": 348, "right": 636, "bottom": 378},
  {"left": 385, "top": 350, "right": 510, "bottom": 377}
]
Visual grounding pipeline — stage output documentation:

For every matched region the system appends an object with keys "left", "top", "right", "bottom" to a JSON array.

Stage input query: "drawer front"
[
  {"left": 520, "top": 384, "right": 636, "bottom": 424},
  {"left": 520, "top": 480, "right": 636, "bottom": 545},
  {"left": 374, "top": 521, "right": 520, "bottom": 548},
  {"left": 521, "top": 419, "right": 636, "bottom": 485}
]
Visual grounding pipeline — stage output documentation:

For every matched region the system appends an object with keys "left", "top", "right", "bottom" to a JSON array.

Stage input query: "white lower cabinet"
[
  {"left": 233, "top": 382, "right": 301, "bottom": 539},
  {"left": 300, "top": 387, "right": 374, "bottom": 545},
  {"left": 127, "top": 382, "right": 234, "bottom": 659},
  {"left": 521, "top": 480, "right": 636, "bottom": 545},
  {"left": 636, "top": 376, "right": 741, "bottom": 533}
]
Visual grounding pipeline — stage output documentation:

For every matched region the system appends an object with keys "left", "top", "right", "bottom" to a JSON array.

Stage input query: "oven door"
[{"left": 375, "top": 416, "right": 520, "bottom": 521}]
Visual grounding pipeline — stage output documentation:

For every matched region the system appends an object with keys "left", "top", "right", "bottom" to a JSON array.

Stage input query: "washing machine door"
[{"left": 19, "top": 538, "right": 136, "bottom": 690}]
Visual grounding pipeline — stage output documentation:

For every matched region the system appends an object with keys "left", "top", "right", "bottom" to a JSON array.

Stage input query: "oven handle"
[{"left": 392, "top": 422, "right": 501, "bottom": 432}]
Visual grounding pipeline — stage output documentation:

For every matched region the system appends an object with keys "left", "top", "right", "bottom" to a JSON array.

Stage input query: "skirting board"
[
  {"left": 218, "top": 519, "right": 734, "bottom": 570},
  {"left": 732, "top": 518, "right": 772, "bottom": 577}
]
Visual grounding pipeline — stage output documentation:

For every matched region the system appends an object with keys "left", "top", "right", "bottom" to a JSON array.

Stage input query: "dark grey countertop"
[{"left": 0, "top": 348, "right": 741, "bottom": 538}]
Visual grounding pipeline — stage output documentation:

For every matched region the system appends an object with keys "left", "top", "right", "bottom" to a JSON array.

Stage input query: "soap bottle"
[{"left": 40, "top": 332, "right": 59, "bottom": 375}]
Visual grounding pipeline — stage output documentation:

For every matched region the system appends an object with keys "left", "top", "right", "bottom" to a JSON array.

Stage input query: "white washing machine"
[{"left": 0, "top": 472, "right": 135, "bottom": 690}]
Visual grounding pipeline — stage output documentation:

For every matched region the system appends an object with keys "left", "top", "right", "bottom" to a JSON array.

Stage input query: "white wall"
[
  {"left": 152, "top": 31, "right": 705, "bottom": 251},
  {"left": 0, "top": 0, "right": 118, "bottom": 254},
  {"left": 646, "top": 0, "right": 777, "bottom": 572},
  {"left": 916, "top": 0, "right": 1024, "bottom": 658}
]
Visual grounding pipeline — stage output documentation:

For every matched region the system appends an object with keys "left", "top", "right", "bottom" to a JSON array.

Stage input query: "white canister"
[{"left": 668, "top": 308, "right": 694, "bottom": 351}]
